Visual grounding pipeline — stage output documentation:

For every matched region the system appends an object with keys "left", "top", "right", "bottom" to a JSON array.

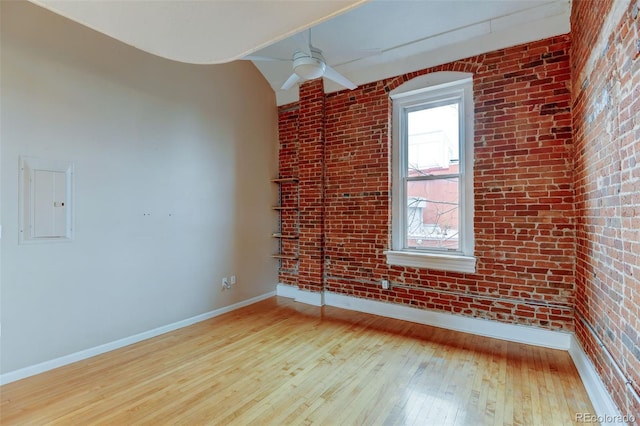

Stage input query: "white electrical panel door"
[
  {"left": 19, "top": 157, "right": 74, "bottom": 244},
  {"left": 33, "top": 170, "right": 67, "bottom": 238}
]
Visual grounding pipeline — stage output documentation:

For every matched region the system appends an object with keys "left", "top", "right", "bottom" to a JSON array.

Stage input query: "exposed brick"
[
  {"left": 279, "top": 14, "right": 637, "bottom": 415},
  {"left": 279, "top": 35, "right": 575, "bottom": 331},
  {"left": 572, "top": 0, "right": 640, "bottom": 419}
]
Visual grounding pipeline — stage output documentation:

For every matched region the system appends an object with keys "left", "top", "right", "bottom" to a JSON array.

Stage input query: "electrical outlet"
[
  {"left": 222, "top": 277, "right": 230, "bottom": 290},
  {"left": 381, "top": 279, "right": 390, "bottom": 290},
  {"left": 230, "top": 275, "right": 236, "bottom": 285}
]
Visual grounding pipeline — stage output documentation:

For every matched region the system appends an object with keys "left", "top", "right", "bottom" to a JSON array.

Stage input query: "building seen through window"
[{"left": 405, "top": 102, "right": 460, "bottom": 250}]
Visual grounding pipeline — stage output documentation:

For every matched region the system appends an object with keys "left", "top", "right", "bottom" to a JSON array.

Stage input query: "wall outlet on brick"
[{"left": 381, "top": 280, "right": 390, "bottom": 290}]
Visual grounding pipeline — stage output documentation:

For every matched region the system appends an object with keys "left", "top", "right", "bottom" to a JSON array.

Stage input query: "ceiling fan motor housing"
[{"left": 292, "top": 47, "right": 326, "bottom": 80}]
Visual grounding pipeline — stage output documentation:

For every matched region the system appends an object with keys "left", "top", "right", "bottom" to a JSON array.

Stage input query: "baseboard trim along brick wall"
[{"left": 277, "top": 283, "right": 623, "bottom": 421}]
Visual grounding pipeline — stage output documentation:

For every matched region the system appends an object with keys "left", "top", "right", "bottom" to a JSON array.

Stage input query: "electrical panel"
[{"left": 19, "top": 157, "right": 74, "bottom": 243}]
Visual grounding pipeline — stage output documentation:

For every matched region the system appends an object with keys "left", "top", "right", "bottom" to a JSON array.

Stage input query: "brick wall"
[
  {"left": 276, "top": 104, "right": 299, "bottom": 283},
  {"left": 278, "top": 34, "right": 574, "bottom": 331},
  {"left": 296, "top": 79, "right": 326, "bottom": 293},
  {"left": 572, "top": 0, "right": 640, "bottom": 418}
]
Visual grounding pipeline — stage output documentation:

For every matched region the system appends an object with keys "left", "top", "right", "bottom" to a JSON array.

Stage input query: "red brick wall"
[
  {"left": 276, "top": 104, "right": 299, "bottom": 282},
  {"left": 572, "top": 0, "right": 640, "bottom": 418},
  {"left": 278, "top": 35, "right": 574, "bottom": 330},
  {"left": 296, "top": 79, "right": 326, "bottom": 292}
]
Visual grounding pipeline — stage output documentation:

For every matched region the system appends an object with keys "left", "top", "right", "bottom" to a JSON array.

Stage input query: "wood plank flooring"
[{"left": 1, "top": 296, "right": 595, "bottom": 425}]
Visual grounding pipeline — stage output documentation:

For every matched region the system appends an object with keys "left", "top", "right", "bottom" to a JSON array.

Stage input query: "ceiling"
[
  {"left": 251, "top": 0, "right": 571, "bottom": 105},
  {"left": 26, "top": 0, "right": 367, "bottom": 63},
  {"left": 28, "top": 0, "right": 571, "bottom": 106}
]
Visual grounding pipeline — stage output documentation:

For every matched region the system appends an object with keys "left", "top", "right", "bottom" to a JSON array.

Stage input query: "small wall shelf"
[
  {"left": 272, "top": 233, "right": 299, "bottom": 239},
  {"left": 271, "top": 254, "right": 299, "bottom": 260},
  {"left": 271, "top": 178, "right": 299, "bottom": 183}
]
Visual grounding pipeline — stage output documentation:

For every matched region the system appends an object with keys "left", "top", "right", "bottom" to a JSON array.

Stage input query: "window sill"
[{"left": 384, "top": 250, "right": 476, "bottom": 273}]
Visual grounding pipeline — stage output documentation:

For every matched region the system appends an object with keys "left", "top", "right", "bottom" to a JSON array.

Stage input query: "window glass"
[
  {"left": 406, "top": 178, "right": 459, "bottom": 250},
  {"left": 407, "top": 103, "right": 459, "bottom": 171}
]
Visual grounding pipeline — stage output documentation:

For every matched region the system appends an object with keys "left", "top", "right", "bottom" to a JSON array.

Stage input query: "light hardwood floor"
[{"left": 1, "top": 296, "right": 595, "bottom": 425}]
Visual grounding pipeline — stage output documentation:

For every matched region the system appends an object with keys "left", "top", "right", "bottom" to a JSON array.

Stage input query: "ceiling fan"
[{"left": 245, "top": 30, "right": 358, "bottom": 91}]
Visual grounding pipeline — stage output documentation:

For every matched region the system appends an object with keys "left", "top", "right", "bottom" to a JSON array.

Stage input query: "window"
[{"left": 385, "top": 72, "right": 475, "bottom": 273}]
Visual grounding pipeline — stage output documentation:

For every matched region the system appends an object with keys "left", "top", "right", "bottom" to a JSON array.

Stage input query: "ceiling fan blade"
[
  {"left": 281, "top": 73, "right": 301, "bottom": 90},
  {"left": 323, "top": 65, "right": 356, "bottom": 90},
  {"left": 291, "top": 30, "right": 311, "bottom": 56},
  {"left": 242, "top": 55, "right": 290, "bottom": 62}
]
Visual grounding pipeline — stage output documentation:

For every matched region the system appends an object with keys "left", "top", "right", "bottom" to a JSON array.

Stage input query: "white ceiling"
[
  {"left": 250, "top": 0, "right": 571, "bottom": 105},
  {"left": 27, "top": 0, "right": 367, "bottom": 63},
  {"left": 28, "top": 0, "right": 571, "bottom": 106}
]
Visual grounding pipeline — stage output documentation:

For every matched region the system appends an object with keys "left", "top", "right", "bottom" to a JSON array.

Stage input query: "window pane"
[
  {"left": 407, "top": 102, "right": 459, "bottom": 175},
  {"left": 406, "top": 178, "right": 459, "bottom": 250}
]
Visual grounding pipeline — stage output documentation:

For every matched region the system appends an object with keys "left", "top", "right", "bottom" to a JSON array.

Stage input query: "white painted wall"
[{"left": 0, "top": 1, "right": 278, "bottom": 374}]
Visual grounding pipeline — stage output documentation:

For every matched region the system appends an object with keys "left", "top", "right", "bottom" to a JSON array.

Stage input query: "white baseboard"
[
  {"left": 295, "top": 289, "right": 324, "bottom": 306},
  {"left": 3, "top": 285, "right": 623, "bottom": 422},
  {"left": 569, "top": 335, "right": 625, "bottom": 422},
  {"left": 324, "top": 291, "right": 572, "bottom": 350},
  {"left": 277, "top": 283, "right": 324, "bottom": 306},
  {"left": 276, "top": 283, "right": 299, "bottom": 299},
  {"left": 279, "top": 288, "right": 625, "bottom": 419},
  {"left": 0, "top": 291, "right": 275, "bottom": 386},
  {"left": 277, "top": 285, "right": 571, "bottom": 350}
]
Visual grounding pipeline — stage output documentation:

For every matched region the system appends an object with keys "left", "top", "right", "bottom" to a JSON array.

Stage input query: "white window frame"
[{"left": 385, "top": 72, "right": 476, "bottom": 273}]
